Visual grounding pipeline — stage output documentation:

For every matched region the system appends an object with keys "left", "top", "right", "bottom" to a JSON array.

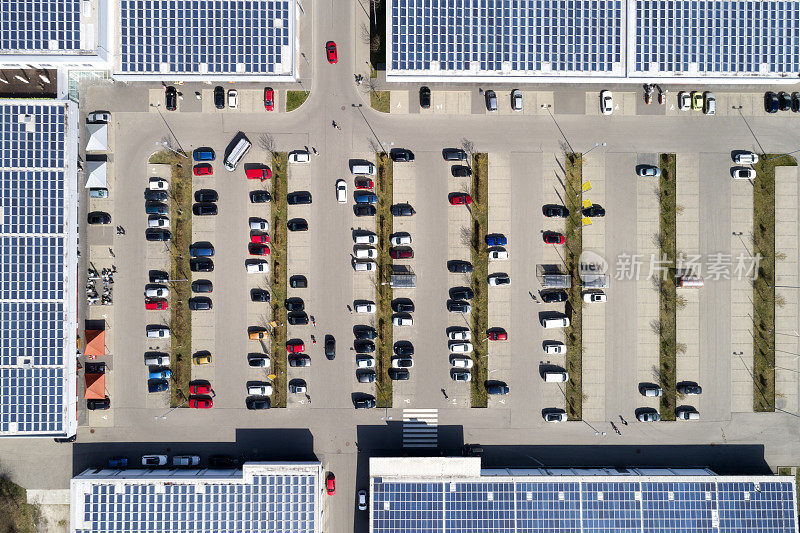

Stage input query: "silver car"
[{"left": 637, "top": 165, "right": 661, "bottom": 178}]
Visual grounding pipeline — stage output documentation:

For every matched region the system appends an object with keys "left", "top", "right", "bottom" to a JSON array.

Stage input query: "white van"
[
  {"left": 144, "top": 355, "right": 170, "bottom": 366},
  {"left": 351, "top": 162, "right": 376, "bottom": 176},
  {"left": 224, "top": 136, "right": 252, "bottom": 172},
  {"left": 544, "top": 371, "right": 568, "bottom": 382},
  {"left": 541, "top": 317, "right": 570, "bottom": 329}
]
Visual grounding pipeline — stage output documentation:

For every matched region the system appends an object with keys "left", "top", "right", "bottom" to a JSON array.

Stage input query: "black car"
[
  {"left": 287, "top": 219, "right": 308, "bottom": 231},
  {"left": 543, "top": 205, "right": 569, "bottom": 218},
  {"left": 250, "top": 190, "right": 271, "bottom": 203},
  {"left": 447, "top": 300, "right": 470, "bottom": 313},
  {"left": 149, "top": 270, "right": 169, "bottom": 283},
  {"left": 448, "top": 260, "right": 473, "bottom": 273},
  {"left": 452, "top": 165, "right": 472, "bottom": 177},
  {"left": 246, "top": 398, "right": 270, "bottom": 410},
  {"left": 353, "top": 397, "right": 377, "bottom": 409},
  {"left": 195, "top": 189, "right": 218, "bottom": 203},
  {"left": 193, "top": 203, "right": 217, "bottom": 216},
  {"left": 793, "top": 92, "right": 800, "bottom": 113},
  {"left": 779, "top": 91, "right": 792, "bottom": 111},
  {"left": 582, "top": 204, "right": 606, "bottom": 217},
  {"left": 289, "top": 275, "right": 307, "bottom": 288},
  {"left": 391, "top": 203, "right": 415, "bottom": 216},
  {"left": 393, "top": 343, "right": 414, "bottom": 357},
  {"left": 87, "top": 211, "right": 111, "bottom": 224},
  {"left": 450, "top": 287, "right": 474, "bottom": 300},
  {"left": 190, "top": 258, "right": 214, "bottom": 272},
  {"left": 145, "top": 229, "right": 171, "bottom": 241},
  {"left": 765, "top": 91, "right": 779, "bottom": 113},
  {"left": 390, "top": 148, "right": 415, "bottom": 162},
  {"left": 443, "top": 148, "right": 467, "bottom": 161},
  {"left": 485, "top": 383, "right": 510, "bottom": 395},
  {"left": 289, "top": 355, "right": 311, "bottom": 367},
  {"left": 192, "top": 279, "right": 213, "bottom": 293},
  {"left": 286, "top": 298, "right": 305, "bottom": 312},
  {"left": 214, "top": 86, "right": 225, "bottom": 109},
  {"left": 251, "top": 289, "right": 270, "bottom": 302},
  {"left": 354, "top": 326, "right": 377, "bottom": 340},
  {"left": 389, "top": 368, "right": 410, "bottom": 380},
  {"left": 144, "top": 190, "right": 168, "bottom": 202},
  {"left": 148, "top": 379, "right": 169, "bottom": 393},
  {"left": 87, "top": 397, "right": 110, "bottom": 410},
  {"left": 677, "top": 383, "right": 703, "bottom": 395},
  {"left": 287, "top": 313, "right": 309, "bottom": 325},
  {"left": 209, "top": 455, "right": 241, "bottom": 467},
  {"left": 392, "top": 299, "right": 415, "bottom": 313},
  {"left": 188, "top": 297, "right": 212, "bottom": 310},
  {"left": 287, "top": 191, "right": 312, "bottom": 205},
  {"left": 145, "top": 202, "right": 168, "bottom": 215},
  {"left": 357, "top": 370, "right": 377, "bottom": 383},
  {"left": 419, "top": 86, "right": 431, "bottom": 109},
  {"left": 354, "top": 205, "right": 376, "bottom": 216},
  {"left": 540, "top": 289, "right": 568, "bottom": 303},
  {"left": 354, "top": 340, "right": 376, "bottom": 354},
  {"left": 324, "top": 335, "right": 336, "bottom": 359},
  {"left": 165, "top": 86, "right": 177, "bottom": 111}
]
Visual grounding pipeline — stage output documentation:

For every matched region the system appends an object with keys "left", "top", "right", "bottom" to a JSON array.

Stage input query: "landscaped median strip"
[
  {"left": 375, "top": 153, "right": 394, "bottom": 408},
  {"left": 658, "top": 153, "right": 678, "bottom": 421},
  {"left": 752, "top": 154, "right": 797, "bottom": 412},
  {"left": 564, "top": 153, "right": 583, "bottom": 420},
  {"left": 149, "top": 151, "right": 192, "bottom": 407},
  {"left": 270, "top": 152, "right": 288, "bottom": 408},
  {"left": 470, "top": 153, "right": 489, "bottom": 408}
]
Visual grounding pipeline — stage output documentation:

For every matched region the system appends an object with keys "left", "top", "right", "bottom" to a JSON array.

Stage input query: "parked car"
[
  {"left": 354, "top": 326, "right": 377, "bottom": 340},
  {"left": 485, "top": 383, "right": 509, "bottom": 395},
  {"left": 356, "top": 356, "right": 375, "bottom": 368},
  {"left": 146, "top": 326, "right": 170, "bottom": 339},
  {"left": 165, "top": 87, "right": 177, "bottom": 110},
  {"left": 543, "top": 205, "right": 569, "bottom": 218},
  {"left": 189, "top": 383, "right": 211, "bottom": 395},
  {"left": 354, "top": 178, "right": 374, "bottom": 189},
  {"left": 188, "top": 397, "right": 213, "bottom": 409},
  {"left": 703, "top": 91, "right": 716, "bottom": 115},
  {"left": 488, "top": 273, "right": 510, "bottom": 286},
  {"left": 192, "top": 280, "right": 212, "bottom": 293},
  {"left": 637, "top": 165, "right": 661, "bottom": 177},
  {"left": 733, "top": 152, "right": 759, "bottom": 164},
  {"left": 193, "top": 352, "right": 212, "bottom": 365},
  {"left": 358, "top": 490, "right": 368, "bottom": 511},
  {"left": 149, "top": 368, "right": 172, "bottom": 380},
  {"left": 511, "top": 89, "right": 523, "bottom": 111},
  {"left": 145, "top": 229, "right": 171, "bottom": 242},
  {"left": 450, "top": 287, "right": 474, "bottom": 300},
  {"left": 354, "top": 205, "right": 376, "bottom": 216},
  {"left": 289, "top": 381, "right": 307, "bottom": 394},
  {"left": 779, "top": 91, "right": 792, "bottom": 111},
  {"left": 442, "top": 148, "right": 467, "bottom": 161},
  {"left": 392, "top": 299, "right": 415, "bottom": 313},
  {"left": 193, "top": 164, "right": 213, "bottom": 176},
  {"left": 249, "top": 244, "right": 270, "bottom": 256},
  {"left": 393, "top": 343, "right": 414, "bottom": 356},
  {"left": 451, "top": 356, "right": 473, "bottom": 369},
  {"left": 149, "top": 178, "right": 168, "bottom": 191},
  {"left": 250, "top": 219, "right": 269, "bottom": 231},
  {"left": 388, "top": 368, "right": 410, "bottom": 380},
  {"left": 87, "top": 211, "right": 111, "bottom": 225},
  {"left": 640, "top": 384, "right": 663, "bottom": 397},
  {"left": 289, "top": 275, "right": 308, "bottom": 288},
  {"left": 488, "top": 330, "right": 508, "bottom": 341},
  {"left": 449, "top": 193, "right": 472, "bottom": 205},
  {"left": 87, "top": 111, "right": 111, "bottom": 123},
  {"left": 142, "top": 455, "right": 168, "bottom": 466},
  {"left": 87, "top": 397, "right": 110, "bottom": 410},
  {"left": 676, "top": 407, "right": 700, "bottom": 420},
  {"left": 678, "top": 91, "right": 691, "bottom": 110},
  {"left": 247, "top": 397, "right": 271, "bottom": 410},
  {"left": 193, "top": 148, "right": 215, "bottom": 161},
  {"left": 289, "top": 355, "right": 311, "bottom": 367},
  {"left": 677, "top": 383, "right": 703, "bottom": 395},
  {"left": 248, "top": 384, "right": 273, "bottom": 396},
  {"left": 488, "top": 249, "right": 508, "bottom": 260},
  {"left": 188, "top": 297, "right": 212, "bottom": 310},
  {"left": 353, "top": 397, "right": 376, "bottom": 409},
  {"left": 451, "top": 369, "right": 472, "bottom": 382},
  {"left": 355, "top": 341, "right": 376, "bottom": 354},
  {"left": 486, "top": 234, "right": 507, "bottom": 246},
  {"left": 249, "top": 328, "right": 268, "bottom": 340},
  {"left": 600, "top": 90, "right": 613, "bottom": 115},
  {"left": 583, "top": 291, "right": 607, "bottom": 303},
  {"left": 336, "top": 180, "right": 347, "bottom": 203},
  {"left": 582, "top": 204, "right": 606, "bottom": 217},
  {"left": 264, "top": 87, "right": 275, "bottom": 111},
  {"left": 248, "top": 355, "right": 270, "bottom": 368},
  {"left": 447, "top": 300, "right": 471, "bottom": 314},
  {"left": 419, "top": 86, "right": 431, "bottom": 109},
  {"left": 214, "top": 86, "right": 225, "bottom": 109},
  {"left": 148, "top": 379, "right": 169, "bottom": 392},
  {"left": 452, "top": 165, "right": 472, "bottom": 177},
  {"left": 287, "top": 191, "right": 312, "bottom": 205},
  {"left": 484, "top": 90, "right": 497, "bottom": 111},
  {"left": 355, "top": 192, "right": 377, "bottom": 204},
  {"left": 145, "top": 299, "right": 168, "bottom": 310},
  {"left": 390, "top": 234, "right": 412, "bottom": 246},
  {"left": 146, "top": 202, "right": 168, "bottom": 215},
  {"left": 392, "top": 315, "right": 413, "bottom": 326},
  {"left": 287, "top": 340, "right": 305, "bottom": 353},
  {"left": 326, "top": 41, "right": 338, "bottom": 63},
  {"left": 637, "top": 408, "right": 660, "bottom": 422},
  {"left": 287, "top": 219, "right": 308, "bottom": 231},
  {"left": 390, "top": 248, "right": 413, "bottom": 259},
  {"left": 392, "top": 357, "right": 414, "bottom": 369},
  {"left": 390, "top": 149, "right": 415, "bottom": 162},
  {"left": 765, "top": 91, "right": 780, "bottom": 113},
  {"left": 228, "top": 89, "right": 238, "bottom": 109},
  {"left": 540, "top": 290, "right": 567, "bottom": 303},
  {"left": 448, "top": 329, "right": 471, "bottom": 341},
  {"left": 543, "top": 410, "right": 568, "bottom": 422},
  {"left": 543, "top": 232, "right": 565, "bottom": 244},
  {"left": 543, "top": 341, "right": 564, "bottom": 354},
  {"left": 355, "top": 302, "right": 376, "bottom": 313},
  {"left": 325, "top": 336, "right": 336, "bottom": 359},
  {"left": 245, "top": 261, "right": 267, "bottom": 274},
  {"left": 289, "top": 151, "right": 311, "bottom": 163},
  {"left": 732, "top": 168, "right": 756, "bottom": 180},
  {"left": 448, "top": 261, "right": 473, "bottom": 273},
  {"left": 691, "top": 91, "right": 703, "bottom": 110},
  {"left": 449, "top": 342, "right": 473, "bottom": 354},
  {"left": 149, "top": 216, "right": 169, "bottom": 228},
  {"left": 190, "top": 258, "right": 214, "bottom": 272},
  {"left": 287, "top": 313, "right": 309, "bottom": 325},
  {"left": 391, "top": 203, "right": 415, "bottom": 216},
  {"left": 251, "top": 289, "right": 270, "bottom": 302},
  {"left": 246, "top": 167, "right": 271, "bottom": 181}
]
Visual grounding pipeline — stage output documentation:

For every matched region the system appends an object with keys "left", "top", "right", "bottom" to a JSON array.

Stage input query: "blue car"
[
  {"left": 149, "top": 369, "right": 172, "bottom": 380},
  {"left": 148, "top": 379, "right": 169, "bottom": 393},
  {"left": 193, "top": 148, "right": 215, "bottom": 161},
  {"left": 486, "top": 234, "right": 507, "bottom": 246},
  {"left": 190, "top": 243, "right": 215, "bottom": 257},
  {"left": 108, "top": 457, "right": 128, "bottom": 469},
  {"left": 354, "top": 193, "right": 378, "bottom": 204}
]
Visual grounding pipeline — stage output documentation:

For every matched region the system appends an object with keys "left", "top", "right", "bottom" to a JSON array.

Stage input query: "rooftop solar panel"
[{"left": 0, "top": 0, "right": 81, "bottom": 52}]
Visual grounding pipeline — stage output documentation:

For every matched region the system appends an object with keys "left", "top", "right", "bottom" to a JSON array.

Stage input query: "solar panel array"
[
  {"left": 75, "top": 474, "right": 317, "bottom": 533},
  {"left": 0, "top": 0, "right": 81, "bottom": 52},
  {"left": 118, "top": 0, "right": 292, "bottom": 74},
  {"left": 373, "top": 478, "right": 797, "bottom": 533},
  {"left": 634, "top": 0, "right": 800, "bottom": 76},
  {"left": 0, "top": 103, "right": 68, "bottom": 435}
]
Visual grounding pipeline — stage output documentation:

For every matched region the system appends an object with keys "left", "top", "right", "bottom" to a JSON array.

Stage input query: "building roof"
[
  {"left": 0, "top": 0, "right": 83, "bottom": 54},
  {"left": 0, "top": 101, "right": 78, "bottom": 437}
]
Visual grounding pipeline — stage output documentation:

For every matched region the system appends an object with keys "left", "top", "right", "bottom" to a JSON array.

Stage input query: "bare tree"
[
  {"left": 367, "top": 137, "right": 382, "bottom": 154},
  {"left": 360, "top": 76, "right": 380, "bottom": 95},
  {"left": 360, "top": 23, "right": 371, "bottom": 44},
  {"left": 461, "top": 138, "right": 475, "bottom": 156},
  {"left": 258, "top": 133, "right": 276, "bottom": 158}
]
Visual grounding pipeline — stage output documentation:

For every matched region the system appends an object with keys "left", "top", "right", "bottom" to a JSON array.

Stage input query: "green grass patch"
[
  {"left": 0, "top": 477, "right": 39, "bottom": 533},
  {"left": 285, "top": 91, "right": 309, "bottom": 112},
  {"left": 470, "top": 153, "right": 489, "bottom": 408},
  {"left": 564, "top": 153, "right": 583, "bottom": 420},
  {"left": 658, "top": 153, "right": 678, "bottom": 421},
  {"left": 752, "top": 154, "right": 797, "bottom": 411},
  {"left": 375, "top": 153, "right": 394, "bottom": 408},
  {"left": 270, "top": 153, "right": 289, "bottom": 408},
  {"left": 149, "top": 151, "right": 192, "bottom": 407},
  {"left": 370, "top": 91, "right": 390, "bottom": 113}
]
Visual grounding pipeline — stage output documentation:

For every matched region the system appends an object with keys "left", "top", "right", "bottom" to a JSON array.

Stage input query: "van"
[
  {"left": 351, "top": 162, "right": 376, "bottom": 176},
  {"left": 541, "top": 317, "right": 570, "bottom": 329},
  {"left": 193, "top": 148, "right": 215, "bottom": 162},
  {"left": 144, "top": 355, "right": 170, "bottom": 366},
  {"left": 544, "top": 371, "right": 568, "bottom": 382},
  {"left": 224, "top": 137, "right": 252, "bottom": 172}
]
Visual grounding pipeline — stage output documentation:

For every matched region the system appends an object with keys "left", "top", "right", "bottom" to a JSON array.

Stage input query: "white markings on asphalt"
[{"left": 402, "top": 408, "right": 438, "bottom": 448}]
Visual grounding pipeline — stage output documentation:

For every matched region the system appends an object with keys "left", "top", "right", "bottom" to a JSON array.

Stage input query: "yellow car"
[
  {"left": 691, "top": 91, "right": 703, "bottom": 110},
  {"left": 249, "top": 329, "right": 268, "bottom": 340},
  {"left": 192, "top": 352, "right": 212, "bottom": 365}
]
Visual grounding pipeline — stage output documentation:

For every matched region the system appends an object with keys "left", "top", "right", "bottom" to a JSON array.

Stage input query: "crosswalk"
[{"left": 402, "top": 409, "right": 438, "bottom": 448}]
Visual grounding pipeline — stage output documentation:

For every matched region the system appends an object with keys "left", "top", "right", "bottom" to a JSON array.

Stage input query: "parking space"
[
  {"left": 584, "top": 91, "right": 637, "bottom": 116},
  {"left": 419, "top": 91, "right": 472, "bottom": 115}
]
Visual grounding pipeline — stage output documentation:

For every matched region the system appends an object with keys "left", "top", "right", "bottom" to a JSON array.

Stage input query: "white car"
[
  {"left": 511, "top": 89, "right": 522, "bottom": 111},
  {"left": 289, "top": 151, "right": 311, "bottom": 163},
  {"left": 141, "top": 455, "right": 168, "bottom": 466},
  {"left": 173, "top": 455, "right": 200, "bottom": 467},
  {"left": 448, "top": 329, "right": 471, "bottom": 341},
  {"left": 145, "top": 287, "right": 169, "bottom": 298},
  {"left": 148, "top": 216, "right": 169, "bottom": 228},
  {"left": 248, "top": 384, "right": 273, "bottom": 396},
  {"left": 449, "top": 342, "right": 473, "bottom": 354},
  {"left": 149, "top": 178, "right": 168, "bottom": 191},
  {"left": 289, "top": 383, "right": 307, "bottom": 394},
  {"left": 600, "top": 90, "right": 613, "bottom": 115},
  {"left": 732, "top": 168, "right": 756, "bottom": 180},
  {"left": 489, "top": 249, "right": 508, "bottom": 261},
  {"left": 87, "top": 111, "right": 111, "bottom": 123},
  {"left": 391, "top": 357, "right": 414, "bottom": 368},
  {"left": 246, "top": 261, "right": 269, "bottom": 274},
  {"left": 146, "top": 326, "right": 170, "bottom": 339},
  {"left": 583, "top": 291, "right": 606, "bottom": 303},
  {"left": 733, "top": 152, "right": 759, "bottom": 165},
  {"left": 678, "top": 91, "right": 691, "bottom": 110},
  {"left": 392, "top": 316, "right": 413, "bottom": 326},
  {"left": 390, "top": 234, "right": 412, "bottom": 246},
  {"left": 356, "top": 356, "right": 375, "bottom": 368},
  {"left": 354, "top": 247, "right": 377, "bottom": 259},
  {"left": 227, "top": 89, "right": 238, "bottom": 109},
  {"left": 250, "top": 219, "right": 269, "bottom": 231},
  {"left": 354, "top": 233, "right": 377, "bottom": 245},
  {"left": 543, "top": 341, "right": 565, "bottom": 355},
  {"left": 488, "top": 273, "right": 510, "bottom": 286},
  {"left": 543, "top": 411, "right": 568, "bottom": 423},
  {"left": 358, "top": 490, "right": 368, "bottom": 511},
  {"left": 354, "top": 261, "right": 377, "bottom": 272},
  {"left": 450, "top": 356, "right": 474, "bottom": 369},
  {"left": 355, "top": 303, "right": 376, "bottom": 314},
  {"left": 336, "top": 179, "right": 347, "bottom": 204}
]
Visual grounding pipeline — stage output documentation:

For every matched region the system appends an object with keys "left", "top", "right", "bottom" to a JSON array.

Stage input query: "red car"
[
  {"left": 449, "top": 193, "right": 472, "bottom": 205},
  {"left": 287, "top": 341, "right": 305, "bottom": 353},
  {"left": 326, "top": 472, "right": 336, "bottom": 495},
  {"left": 246, "top": 167, "right": 271, "bottom": 181},
  {"left": 145, "top": 299, "right": 168, "bottom": 310},
  {"left": 189, "top": 383, "right": 212, "bottom": 395},
  {"left": 193, "top": 164, "right": 213, "bottom": 176},
  {"left": 488, "top": 331, "right": 508, "bottom": 341},
  {"left": 250, "top": 233, "right": 270, "bottom": 244},
  {"left": 390, "top": 248, "right": 413, "bottom": 259},
  {"left": 543, "top": 232, "right": 565, "bottom": 245},
  {"left": 355, "top": 178, "right": 374, "bottom": 189},
  {"left": 188, "top": 397, "right": 213, "bottom": 409},
  {"left": 325, "top": 41, "right": 338, "bottom": 64},
  {"left": 249, "top": 244, "right": 270, "bottom": 256},
  {"left": 264, "top": 87, "right": 274, "bottom": 111}
]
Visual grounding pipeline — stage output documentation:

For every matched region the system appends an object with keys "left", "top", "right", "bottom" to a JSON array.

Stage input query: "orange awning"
[
  {"left": 84, "top": 329, "right": 105, "bottom": 357},
  {"left": 84, "top": 372, "right": 105, "bottom": 399}
]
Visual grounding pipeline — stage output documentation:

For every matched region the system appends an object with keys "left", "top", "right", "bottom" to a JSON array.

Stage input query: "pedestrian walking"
[
  {"left": 619, "top": 415, "right": 628, "bottom": 426},
  {"left": 311, "top": 146, "right": 317, "bottom": 155},
  {"left": 441, "top": 388, "right": 448, "bottom": 399},
  {"left": 332, "top": 120, "right": 337, "bottom": 129},
  {"left": 109, "top": 248, "right": 115, "bottom": 257}
]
